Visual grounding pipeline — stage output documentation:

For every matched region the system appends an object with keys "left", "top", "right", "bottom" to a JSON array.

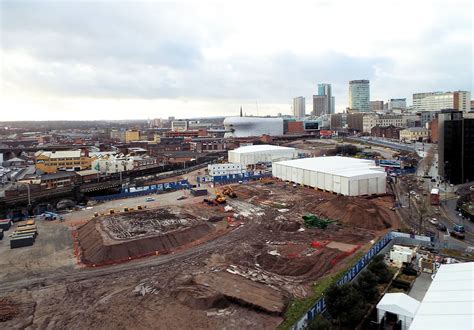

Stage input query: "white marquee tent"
[
  {"left": 377, "top": 293, "right": 420, "bottom": 330},
  {"left": 272, "top": 156, "right": 386, "bottom": 196}
]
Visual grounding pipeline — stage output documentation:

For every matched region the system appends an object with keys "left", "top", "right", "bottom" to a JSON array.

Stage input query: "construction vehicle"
[
  {"left": 302, "top": 214, "right": 336, "bottom": 229},
  {"left": 109, "top": 209, "right": 115, "bottom": 214},
  {"left": 214, "top": 189, "right": 226, "bottom": 204},
  {"left": 222, "top": 186, "right": 237, "bottom": 198}
]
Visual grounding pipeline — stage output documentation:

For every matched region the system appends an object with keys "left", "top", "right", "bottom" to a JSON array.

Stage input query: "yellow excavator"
[
  {"left": 214, "top": 189, "right": 227, "bottom": 204},
  {"left": 222, "top": 186, "right": 237, "bottom": 198}
]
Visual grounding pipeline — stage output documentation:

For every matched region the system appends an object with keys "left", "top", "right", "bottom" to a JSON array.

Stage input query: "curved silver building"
[{"left": 224, "top": 117, "right": 284, "bottom": 137}]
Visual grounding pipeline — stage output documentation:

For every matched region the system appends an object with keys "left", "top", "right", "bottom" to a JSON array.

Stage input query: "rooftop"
[
  {"left": 76, "top": 169, "right": 100, "bottom": 176},
  {"left": 41, "top": 171, "right": 77, "bottom": 181},
  {"left": 274, "top": 156, "right": 386, "bottom": 179},
  {"left": 231, "top": 144, "right": 296, "bottom": 154},
  {"left": 377, "top": 292, "right": 420, "bottom": 318},
  {"left": 402, "top": 127, "right": 428, "bottom": 132},
  {"left": 35, "top": 150, "right": 82, "bottom": 159},
  {"left": 410, "top": 262, "right": 474, "bottom": 330}
]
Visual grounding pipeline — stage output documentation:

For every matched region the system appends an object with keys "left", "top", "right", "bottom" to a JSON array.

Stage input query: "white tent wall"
[
  {"left": 271, "top": 156, "right": 386, "bottom": 196},
  {"left": 228, "top": 145, "right": 298, "bottom": 167},
  {"left": 369, "top": 178, "right": 378, "bottom": 194},
  {"left": 317, "top": 172, "right": 325, "bottom": 190},
  {"left": 359, "top": 179, "right": 369, "bottom": 195},
  {"left": 378, "top": 177, "right": 386, "bottom": 194}
]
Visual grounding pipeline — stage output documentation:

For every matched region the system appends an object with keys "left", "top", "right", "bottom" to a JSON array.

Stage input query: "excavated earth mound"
[
  {"left": 174, "top": 285, "right": 229, "bottom": 310},
  {"left": 314, "top": 196, "right": 395, "bottom": 230},
  {"left": 77, "top": 218, "right": 215, "bottom": 265},
  {"left": 256, "top": 248, "right": 343, "bottom": 277}
]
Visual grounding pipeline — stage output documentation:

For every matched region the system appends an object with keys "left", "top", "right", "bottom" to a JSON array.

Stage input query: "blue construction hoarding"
[
  {"left": 90, "top": 179, "right": 189, "bottom": 201},
  {"left": 197, "top": 172, "right": 272, "bottom": 184}
]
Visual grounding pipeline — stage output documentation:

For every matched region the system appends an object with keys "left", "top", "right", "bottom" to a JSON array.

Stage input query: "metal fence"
[{"left": 292, "top": 231, "right": 433, "bottom": 330}]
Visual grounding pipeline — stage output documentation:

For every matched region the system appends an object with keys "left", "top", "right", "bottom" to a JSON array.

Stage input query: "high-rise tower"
[{"left": 349, "top": 80, "right": 370, "bottom": 112}]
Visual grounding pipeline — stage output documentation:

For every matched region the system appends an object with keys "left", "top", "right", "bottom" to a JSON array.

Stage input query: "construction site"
[{"left": 0, "top": 179, "right": 400, "bottom": 329}]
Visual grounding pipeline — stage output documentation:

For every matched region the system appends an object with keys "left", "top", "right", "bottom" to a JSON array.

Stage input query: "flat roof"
[
  {"left": 410, "top": 262, "right": 474, "bottom": 330},
  {"left": 76, "top": 169, "right": 99, "bottom": 176},
  {"left": 231, "top": 144, "right": 296, "bottom": 154},
  {"left": 36, "top": 150, "right": 82, "bottom": 159},
  {"left": 274, "top": 156, "right": 386, "bottom": 179}
]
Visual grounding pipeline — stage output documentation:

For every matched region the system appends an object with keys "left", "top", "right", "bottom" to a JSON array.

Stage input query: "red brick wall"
[{"left": 287, "top": 121, "right": 304, "bottom": 133}]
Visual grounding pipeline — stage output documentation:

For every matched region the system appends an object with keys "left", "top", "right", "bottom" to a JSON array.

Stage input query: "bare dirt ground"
[{"left": 0, "top": 179, "right": 400, "bottom": 329}]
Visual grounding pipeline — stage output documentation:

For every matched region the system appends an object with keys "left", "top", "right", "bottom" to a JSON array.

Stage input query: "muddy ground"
[{"left": 0, "top": 180, "right": 399, "bottom": 329}]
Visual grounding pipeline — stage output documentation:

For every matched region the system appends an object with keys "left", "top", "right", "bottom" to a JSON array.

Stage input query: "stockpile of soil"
[
  {"left": 314, "top": 196, "right": 395, "bottom": 230},
  {"left": 256, "top": 248, "right": 342, "bottom": 277},
  {"left": 193, "top": 272, "right": 289, "bottom": 315},
  {"left": 77, "top": 219, "right": 215, "bottom": 265},
  {"left": 174, "top": 285, "right": 229, "bottom": 310}
]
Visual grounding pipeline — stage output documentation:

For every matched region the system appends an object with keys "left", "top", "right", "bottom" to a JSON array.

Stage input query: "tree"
[
  {"left": 306, "top": 315, "right": 331, "bottom": 330},
  {"left": 356, "top": 270, "right": 379, "bottom": 303},
  {"left": 368, "top": 256, "right": 393, "bottom": 284},
  {"left": 326, "top": 283, "right": 366, "bottom": 326},
  {"left": 335, "top": 144, "right": 360, "bottom": 156}
]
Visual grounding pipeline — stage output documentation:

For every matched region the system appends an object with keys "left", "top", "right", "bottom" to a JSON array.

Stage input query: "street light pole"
[{"left": 25, "top": 183, "right": 31, "bottom": 207}]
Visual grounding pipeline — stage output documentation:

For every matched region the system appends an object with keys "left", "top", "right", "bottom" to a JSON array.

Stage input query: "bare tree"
[{"left": 423, "top": 146, "right": 435, "bottom": 176}]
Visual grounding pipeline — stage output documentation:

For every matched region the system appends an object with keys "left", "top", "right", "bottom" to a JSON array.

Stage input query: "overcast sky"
[{"left": 1, "top": 0, "right": 472, "bottom": 120}]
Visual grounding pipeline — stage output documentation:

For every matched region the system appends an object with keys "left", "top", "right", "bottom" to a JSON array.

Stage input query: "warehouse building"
[
  {"left": 272, "top": 156, "right": 386, "bottom": 196},
  {"left": 228, "top": 145, "right": 298, "bottom": 166}
]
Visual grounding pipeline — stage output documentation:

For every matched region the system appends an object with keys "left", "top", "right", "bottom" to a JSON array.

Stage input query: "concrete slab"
[{"left": 408, "top": 272, "right": 433, "bottom": 301}]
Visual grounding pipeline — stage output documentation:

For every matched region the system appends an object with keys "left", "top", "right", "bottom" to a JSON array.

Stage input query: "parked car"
[
  {"left": 437, "top": 223, "right": 447, "bottom": 231},
  {"left": 453, "top": 224, "right": 465, "bottom": 233},
  {"left": 428, "top": 218, "right": 438, "bottom": 226},
  {"left": 145, "top": 197, "right": 155, "bottom": 202},
  {"left": 177, "top": 196, "right": 187, "bottom": 200},
  {"left": 450, "top": 231, "right": 465, "bottom": 240}
]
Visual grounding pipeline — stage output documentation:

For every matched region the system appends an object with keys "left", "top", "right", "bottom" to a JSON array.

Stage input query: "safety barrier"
[
  {"left": 197, "top": 172, "right": 272, "bottom": 185},
  {"left": 90, "top": 180, "right": 190, "bottom": 201},
  {"left": 291, "top": 231, "right": 432, "bottom": 330}
]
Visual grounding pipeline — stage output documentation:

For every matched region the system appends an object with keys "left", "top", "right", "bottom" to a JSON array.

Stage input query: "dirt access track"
[{"left": 0, "top": 179, "right": 400, "bottom": 329}]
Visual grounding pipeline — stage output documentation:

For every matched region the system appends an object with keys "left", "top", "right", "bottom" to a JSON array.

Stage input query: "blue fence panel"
[{"left": 90, "top": 180, "right": 190, "bottom": 201}]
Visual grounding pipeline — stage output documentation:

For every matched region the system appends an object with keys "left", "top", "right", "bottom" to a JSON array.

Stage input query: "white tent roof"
[
  {"left": 231, "top": 144, "right": 295, "bottom": 154},
  {"left": 377, "top": 293, "right": 420, "bottom": 318},
  {"left": 410, "top": 262, "right": 474, "bottom": 330},
  {"left": 275, "top": 156, "right": 386, "bottom": 179}
]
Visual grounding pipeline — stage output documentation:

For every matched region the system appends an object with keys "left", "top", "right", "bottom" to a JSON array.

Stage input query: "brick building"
[{"left": 370, "top": 125, "right": 403, "bottom": 140}]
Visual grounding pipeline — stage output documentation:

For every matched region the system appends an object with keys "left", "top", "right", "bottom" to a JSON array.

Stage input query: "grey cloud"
[{"left": 1, "top": 1, "right": 472, "bottom": 110}]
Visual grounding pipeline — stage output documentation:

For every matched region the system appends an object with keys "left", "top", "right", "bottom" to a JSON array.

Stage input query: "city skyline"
[{"left": 1, "top": 0, "right": 472, "bottom": 120}]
